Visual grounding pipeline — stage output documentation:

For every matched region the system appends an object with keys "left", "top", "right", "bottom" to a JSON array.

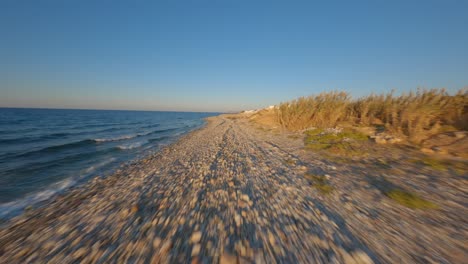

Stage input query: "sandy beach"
[{"left": 0, "top": 115, "right": 466, "bottom": 263}]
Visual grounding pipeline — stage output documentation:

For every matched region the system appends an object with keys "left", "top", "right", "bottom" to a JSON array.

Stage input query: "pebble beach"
[{"left": 0, "top": 115, "right": 466, "bottom": 264}]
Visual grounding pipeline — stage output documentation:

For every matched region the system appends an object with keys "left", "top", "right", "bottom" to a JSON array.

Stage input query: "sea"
[{"left": 0, "top": 108, "right": 218, "bottom": 218}]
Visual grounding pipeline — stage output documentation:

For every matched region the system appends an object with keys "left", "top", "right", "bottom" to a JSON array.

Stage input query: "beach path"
[{"left": 0, "top": 116, "right": 466, "bottom": 264}]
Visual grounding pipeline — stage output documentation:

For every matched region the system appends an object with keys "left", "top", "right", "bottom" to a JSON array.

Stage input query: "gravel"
[{"left": 0, "top": 116, "right": 466, "bottom": 263}]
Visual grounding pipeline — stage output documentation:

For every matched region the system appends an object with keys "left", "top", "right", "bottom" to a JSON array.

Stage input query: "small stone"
[
  {"left": 220, "top": 252, "right": 237, "bottom": 264},
  {"left": 160, "top": 240, "right": 172, "bottom": 253},
  {"left": 420, "top": 148, "right": 434, "bottom": 154},
  {"left": 238, "top": 245, "right": 247, "bottom": 256},
  {"left": 234, "top": 214, "right": 241, "bottom": 226},
  {"left": 120, "top": 209, "right": 129, "bottom": 218},
  {"left": 254, "top": 251, "right": 266, "bottom": 264},
  {"left": 57, "top": 225, "right": 69, "bottom": 235},
  {"left": 387, "top": 138, "right": 402, "bottom": 144},
  {"left": 190, "top": 231, "right": 202, "bottom": 243},
  {"left": 153, "top": 237, "right": 162, "bottom": 248},
  {"left": 240, "top": 194, "right": 250, "bottom": 202},
  {"left": 238, "top": 200, "right": 249, "bottom": 208},
  {"left": 16, "top": 248, "right": 30, "bottom": 257},
  {"left": 373, "top": 136, "right": 387, "bottom": 144},
  {"left": 73, "top": 248, "right": 87, "bottom": 259},
  {"left": 352, "top": 250, "right": 374, "bottom": 264},
  {"left": 340, "top": 249, "right": 356, "bottom": 264},
  {"left": 454, "top": 131, "right": 466, "bottom": 139},
  {"left": 432, "top": 147, "right": 448, "bottom": 155},
  {"left": 131, "top": 204, "right": 139, "bottom": 214},
  {"left": 268, "top": 232, "right": 276, "bottom": 245},
  {"left": 191, "top": 244, "right": 201, "bottom": 256}
]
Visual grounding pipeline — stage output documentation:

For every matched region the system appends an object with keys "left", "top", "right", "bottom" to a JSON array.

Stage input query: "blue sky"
[{"left": 1, "top": 0, "right": 467, "bottom": 112}]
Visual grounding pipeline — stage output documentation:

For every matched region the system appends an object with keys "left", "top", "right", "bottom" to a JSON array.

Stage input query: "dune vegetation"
[{"left": 276, "top": 88, "right": 467, "bottom": 144}]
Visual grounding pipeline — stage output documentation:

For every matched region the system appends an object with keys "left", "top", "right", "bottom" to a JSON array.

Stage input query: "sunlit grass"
[
  {"left": 410, "top": 156, "right": 468, "bottom": 174},
  {"left": 305, "top": 173, "right": 334, "bottom": 194},
  {"left": 304, "top": 128, "right": 368, "bottom": 156},
  {"left": 277, "top": 88, "right": 467, "bottom": 144},
  {"left": 385, "top": 189, "right": 438, "bottom": 209}
]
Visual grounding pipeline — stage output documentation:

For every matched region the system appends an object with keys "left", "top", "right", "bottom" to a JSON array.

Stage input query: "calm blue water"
[{"left": 0, "top": 108, "right": 218, "bottom": 217}]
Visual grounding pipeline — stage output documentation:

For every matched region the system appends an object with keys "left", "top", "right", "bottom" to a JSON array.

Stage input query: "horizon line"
[{"left": 0, "top": 106, "right": 227, "bottom": 114}]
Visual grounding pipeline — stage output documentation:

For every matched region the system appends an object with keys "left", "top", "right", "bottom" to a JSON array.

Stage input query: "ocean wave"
[
  {"left": 39, "top": 139, "right": 95, "bottom": 151},
  {"left": 5, "top": 140, "right": 98, "bottom": 162},
  {"left": 0, "top": 127, "right": 123, "bottom": 145},
  {"left": 0, "top": 133, "right": 71, "bottom": 145},
  {"left": 0, "top": 157, "right": 118, "bottom": 219},
  {"left": 93, "top": 128, "right": 179, "bottom": 143},
  {"left": 93, "top": 135, "right": 138, "bottom": 142},
  {"left": 146, "top": 127, "right": 179, "bottom": 135},
  {"left": 1, "top": 127, "right": 181, "bottom": 147},
  {"left": 83, "top": 157, "right": 117, "bottom": 173},
  {"left": 0, "top": 178, "right": 76, "bottom": 218},
  {"left": 140, "top": 123, "right": 160, "bottom": 129},
  {"left": 2, "top": 129, "right": 177, "bottom": 160},
  {"left": 69, "top": 123, "right": 121, "bottom": 130},
  {"left": 45, "top": 127, "right": 122, "bottom": 139},
  {"left": 116, "top": 141, "right": 147, "bottom": 150},
  {"left": 148, "top": 135, "right": 170, "bottom": 143}
]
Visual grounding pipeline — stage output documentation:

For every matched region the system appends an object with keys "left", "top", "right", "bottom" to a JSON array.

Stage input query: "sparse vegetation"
[
  {"left": 373, "top": 158, "right": 392, "bottom": 169},
  {"left": 276, "top": 88, "right": 468, "bottom": 144},
  {"left": 284, "top": 158, "right": 296, "bottom": 165},
  {"left": 418, "top": 157, "right": 448, "bottom": 171},
  {"left": 410, "top": 156, "right": 468, "bottom": 173},
  {"left": 385, "top": 189, "right": 438, "bottom": 209},
  {"left": 304, "top": 128, "right": 368, "bottom": 156},
  {"left": 287, "top": 134, "right": 302, "bottom": 139},
  {"left": 305, "top": 173, "right": 334, "bottom": 194}
]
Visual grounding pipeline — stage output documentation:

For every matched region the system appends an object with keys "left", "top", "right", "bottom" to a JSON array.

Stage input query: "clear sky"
[{"left": 1, "top": 0, "right": 467, "bottom": 112}]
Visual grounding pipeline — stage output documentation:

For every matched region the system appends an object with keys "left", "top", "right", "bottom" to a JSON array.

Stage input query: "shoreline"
[
  {"left": 0, "top": 117, "right": 216, "bottom": 221},
  {"left": 1, "top": 115, "right": 466, "bottom": 263}
]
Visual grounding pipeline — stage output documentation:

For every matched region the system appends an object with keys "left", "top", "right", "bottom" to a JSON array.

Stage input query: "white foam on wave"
[
  {"left": 93, "top": 134, "right": 137, "bottom": 142},
  {"left": 0, "top": 157, "right": 118, "bottom": 219},
  {"left": 0, "top": 178, "right": 76, "bottom": 218},
  {"left": 117, "top": 141, "right": 147, "bottom": 150},
  {"left": 84, "top": 157, "right": 117, "bottom": 174}
]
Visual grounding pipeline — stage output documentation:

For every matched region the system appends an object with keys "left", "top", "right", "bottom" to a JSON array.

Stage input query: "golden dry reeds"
[{"left": 276, "top": 88, "right": 467, "bottom": 144}]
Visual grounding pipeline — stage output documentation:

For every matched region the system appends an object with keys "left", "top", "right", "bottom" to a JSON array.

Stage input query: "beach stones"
[
  {"left": 0, "top": 115, "right": 463, "bottom": 264},
  {"left": 220, "top": 252, "right": 237, "bottom": 264},
  {"left": 191, "top": 244, "right": 201, "bottom": 256},
  {"left": 190, "top": 231, "right": 202, "bottom": 243}
]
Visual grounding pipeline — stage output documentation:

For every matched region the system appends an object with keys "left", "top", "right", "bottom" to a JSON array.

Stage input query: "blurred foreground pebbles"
[{"left": 0, "top": 116, "right": 466, "bottom": 263}]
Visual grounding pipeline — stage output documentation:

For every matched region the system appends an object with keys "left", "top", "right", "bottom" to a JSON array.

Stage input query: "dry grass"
[
  {"left": 276, "top": 88, "right": 468, "bottom": 144},
  {"left": 249, "top": 109, "right": 279, "bottom": 128},
  {"left": 277, "top": 91, "right": 350, "bottom": 130}
]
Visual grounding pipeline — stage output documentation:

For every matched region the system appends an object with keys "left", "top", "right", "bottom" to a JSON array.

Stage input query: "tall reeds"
[{"left": 276, "top": 88, "right": 467, "bottom": 144}]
